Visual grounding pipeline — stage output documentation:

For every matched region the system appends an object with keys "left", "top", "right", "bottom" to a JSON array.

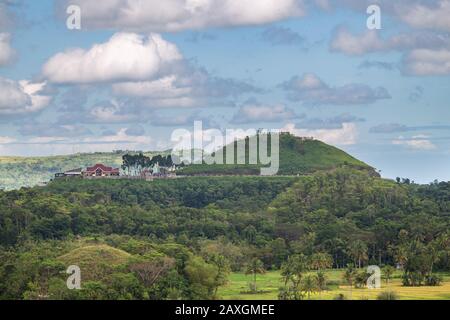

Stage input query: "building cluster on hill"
[{"left": 55, "top": 163, "right": 177, "bottom": 180}]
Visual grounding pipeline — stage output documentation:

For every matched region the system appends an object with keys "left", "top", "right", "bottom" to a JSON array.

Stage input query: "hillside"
[
  {"left": 0, "top": 134, "right": 376, "bottom": 190},
  {"left": 179, "top": 133, "right": 377, "bottom": 176},
  {"left": 0, "top": 151, "right": 164, "bottom": 190},
  {"left": 0, "top": 169, "right": 448, "bottom": 300}
]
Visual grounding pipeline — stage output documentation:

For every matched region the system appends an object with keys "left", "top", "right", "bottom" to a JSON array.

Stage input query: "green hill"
[
  {"left": 0, "top": 134, "right": 377, "bottom": 190},
  {"left": 58, "top": 244, "right": 132, "bottom": 281},
  {"left": 179, "top": 133, "right": 377, "bottom": 176}
]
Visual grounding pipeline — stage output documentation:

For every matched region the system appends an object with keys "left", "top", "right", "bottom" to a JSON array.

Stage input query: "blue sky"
[{"left": 0, "top": 0, "right": 449, "bottom": 183}]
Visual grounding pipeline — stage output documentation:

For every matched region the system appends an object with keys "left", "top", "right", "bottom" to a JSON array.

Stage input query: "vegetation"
[
  {"left": 179, "top": 133, "right": 377, "bottom": 176},
  {"left": 0, "top": 136, "right": 448, "bottom": 300}
]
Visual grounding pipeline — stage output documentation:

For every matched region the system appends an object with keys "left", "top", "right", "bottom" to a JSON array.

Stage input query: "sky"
[{"left": 0, "top": 0, "right": 449, "bottom": 183}]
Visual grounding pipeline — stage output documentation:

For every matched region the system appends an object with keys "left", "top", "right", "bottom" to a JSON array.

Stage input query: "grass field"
[{"left": 218, "top": 270, "right": 450, "bottom": 300}]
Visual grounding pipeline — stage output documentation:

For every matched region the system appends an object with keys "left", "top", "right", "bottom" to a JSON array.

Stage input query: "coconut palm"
[
  {"left": 383, "top": 265, "right": 395, "bottom": 287},
  {"left": 347, "top": 240, "right": 368, "bottom": 268},
  {"left": 343, "top": 264, "right": 357, "bottom": 300},
  {"left": 245, "top": 258, "right": 265, "bottom": 293},
  {"left": 315, "top": 271, "right": 327, "bottom": 299},
  {"left": 302, "top": 275, "right": 318, "bottom": 300}
]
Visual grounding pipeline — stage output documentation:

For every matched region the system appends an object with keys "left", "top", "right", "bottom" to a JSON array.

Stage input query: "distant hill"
[
  {"left": 0, "top": 151, "right": 164, "bottom": 190},
  {"left": 0, "top": 134, "right": 377, "bottom": 190},
  {"left": 179, "top": 133, "right": 378, "bottom": 177}
]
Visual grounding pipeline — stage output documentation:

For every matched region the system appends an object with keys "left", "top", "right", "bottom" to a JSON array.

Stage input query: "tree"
[
  {"left": 301, "top": 275, "right": 317, "bottom": 300},
  {"left": 347, "top": 240, "right": 368, "bottom": 268},
  {"left": 129, "top": 257, "right": 175, "bottom": 288},
  {"left": 309, "top": 253, "right": 333, "bottom": 271},
  {"left": 382, "top": 265, "right": 395, "bottom": 287},
  {"left": 279, "top": 254, "right": 309, "bottom": 300},
  {"left": 245, "top": 258, "right": 265, "bottom": 293},
  {"left": 315, "top": 271, "right": 327, "bottom": 299},
  {"left": 343, "top": 264, "right": 357, "bottom": 299}
]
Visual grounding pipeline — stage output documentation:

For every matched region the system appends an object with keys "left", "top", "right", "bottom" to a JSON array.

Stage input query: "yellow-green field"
[{"left": 218, "top": 270, "right": 450, "bottom": 300}]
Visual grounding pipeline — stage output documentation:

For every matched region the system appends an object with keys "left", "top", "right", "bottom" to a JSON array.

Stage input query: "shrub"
[
  {"left": 333, "top": 293, "right": 348, "bottom": 300},
  {"left": 425, "top": 274, "right": 443, "bottom": 286},
  {"left": 377, "top": 291, "right": 398, "bottom": 300}
]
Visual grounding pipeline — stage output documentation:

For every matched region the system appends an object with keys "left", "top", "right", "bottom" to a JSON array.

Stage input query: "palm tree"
[
  {"left": 382, "top": 265, "right": 395, "bottom": 288},
  {"left": 315, "top": 271, "right": 327, "bottom": 299},
  {"left": 347, "top": 240, "right": 368, "bottom": 268},
  {"left": 343, "top": 264, "right": 357, "bottom": 300},
  {"left": 245, "top": 258, "right": 265, "bottom": 293},
  {"left": 309, "top": 253, "right": 333, "bottom": 271},
  {"left": 302, "top": 275, "right": 317, "bottom": 300}
]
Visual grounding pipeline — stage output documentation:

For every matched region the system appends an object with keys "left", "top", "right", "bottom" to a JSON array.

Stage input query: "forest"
[{"left": 0, "top": 168, "right": 448, "bottom": 300}]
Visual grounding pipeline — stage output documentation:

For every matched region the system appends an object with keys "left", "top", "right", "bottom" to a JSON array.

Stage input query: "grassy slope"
[
  {"left": 0, "top": 151, "right": 163, "bottom": 190},
  {"left": 58, "top": 244, "right": 132, "bottom": 281},
  {"left": 218, "top": 270, "right": 450, "bottom": 300},
  {"left": 180, "top": 134, "right": 375, "bottom": 176}
]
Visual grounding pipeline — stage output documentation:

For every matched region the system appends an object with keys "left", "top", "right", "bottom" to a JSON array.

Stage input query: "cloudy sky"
[{"left": 0, "top": 0, "right": 449, "bottom": 183}]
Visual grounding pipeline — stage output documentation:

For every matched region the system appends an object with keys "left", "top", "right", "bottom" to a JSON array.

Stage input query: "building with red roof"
[{"left": 83, "top": 164, "right": 120, "bottom": 177}]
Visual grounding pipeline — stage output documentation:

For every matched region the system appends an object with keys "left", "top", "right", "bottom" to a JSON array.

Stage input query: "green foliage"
[
  {"left": 377, "top": 291, "right": 398, "bottom": 300},
  {"left": 0, "top": 162, "right": 449, "bottom": 300},
  {"left": 179, "top": 133, "right": 376, "bottom": 176}
]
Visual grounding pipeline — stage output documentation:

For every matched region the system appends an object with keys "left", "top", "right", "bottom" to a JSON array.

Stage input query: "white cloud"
[
  {"left": 330, "top": 27, "right": 450, "bottom": 56},
  {"left": 317, "top": 0, "right": 450, "bottom": 32},
  {"left": 113, "top": 76, "right": 192, "bottom": 99},
  {"left": 400, "top": 0, "right": 450, "bottom": 32},
  {"left": 403, "top": 49, "right": 450, "bottom": 75},
  {"left": 0, "top": 33, "right": 14, "bottom": 65},
  {"left": 59, "top": 0, "right": 305, "bottom": 32},
  {"left": 0, "top": 136, "right": 16, "bottom": 144},
  {"left": 330, "top": 28, "right": 384, "bottom": 55},
  {"left": 42, "top": 33, "right": 182, "bottom": 84},
  {"left": 231, "top": 101, "right": 298, "bottom": 124},
  {"left": 112, "top": 68, "right": 260, "bottom": 109},
  {"left": 89, "top": 100, "right": 141, "bottom": 123},
  {"left": 281, "top": 73, "right": 391, "bottom": 105},
  {"left": 0, "top": 78, "right": 51, "bottom": 116},
  {"left": 392, "top": 135, "right": 437, "bottom": 150},
  {"left": 282, "top": 122, "right": 358, "bottom": 145}
]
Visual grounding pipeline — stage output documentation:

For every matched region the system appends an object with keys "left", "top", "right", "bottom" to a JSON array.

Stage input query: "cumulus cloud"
[
  {"left": 87, "top": 100, "right": 143, "bottom": 123},
  {"left": 281, "top": 73, "right": 391, "bottom": 105},
  {"left": 113, "top": 68, "right": 261, "bottom": 109},
  {"left": 400, "top": 0, "right": 450, "bottom": 32},
  {"left": 282, "top": 122, "right": 358, "bottom": 145},
  {"left": 42, "top": 33, "right": 182, "bottom": 84},
  {"left": 231, "top": 100, "right": 299, "bottom": 124},
  {"left": 0, "top": 33, "right": 14, "bottom": 65},
  {"left": 0, "top": 77, "right": 51, "bottom": 116},
  {"left": 317, "top": 0, "right": 450, "bottom": 32},
  {"left": 330, "top": 28, "right": 384, "bottom": 55},
  {"left": 58, "top": 0, "right": 305, "bottom": 32},
  {"left": 392, "top": 135, "right": 437, "bottom": 150},
  {"left": 403, "top": 49, "right": 450, "bottom": 75},
  {"left": 330, "top": 27, "right": 450, "bottom": 56}
]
